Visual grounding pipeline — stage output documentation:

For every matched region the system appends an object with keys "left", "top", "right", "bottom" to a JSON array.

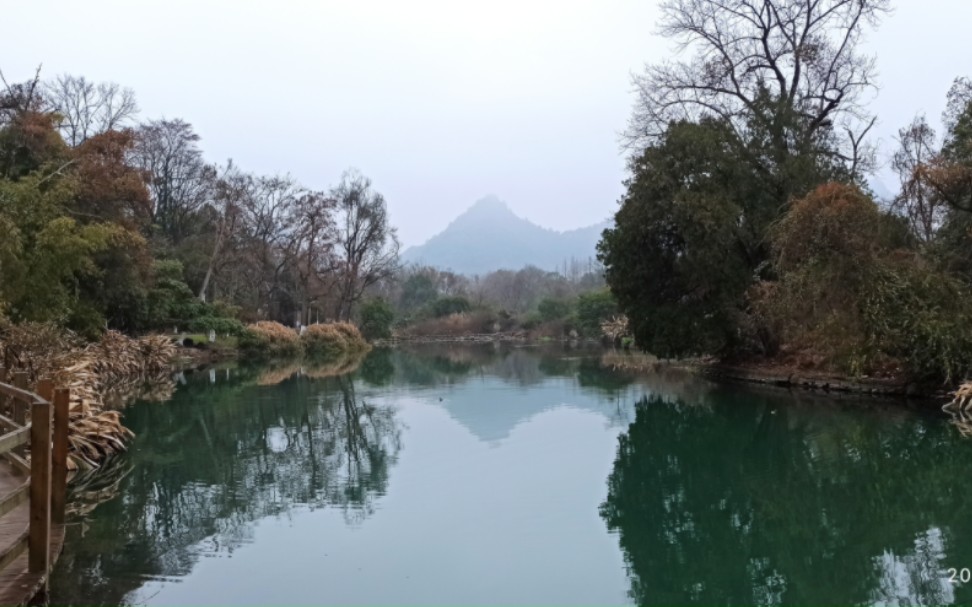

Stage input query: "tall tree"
[
  {"left": 71, "top": 129, "right": 153, "bottom": 230},
  {"left": 626, "top": 0, "right": 888, "bottom": 186},
  {"left": 0, "top": 68, "right": 68, "bottom": 180},
  {"left": 602, "top": 0, "right": 888, "bottom": 358},
  {"left": 891, "top": 115, "right": 945, "bottom": 243},
  {"left": 330, "top": 170, "right": 399, "bottom": 321},
  {"left": 130, "top": 119, "right": 214, "bottom": 242},
  {"left": 600, "top": 119, "right": 764, "bottom": 356},
  {"left": 289, "top": 189, "right": 337, "bottom": 324},
  {"left": 45, "top": 75, "right": 138, "bottom": 147},
  {"left": 926, "top": 77, "right": 972, "bottom": 281},
  {"left": 196, "top": 161, "right": 247, "bottom": 302},
  {"left": 238, "top": 175, "right": 301, "bottom": 319}
]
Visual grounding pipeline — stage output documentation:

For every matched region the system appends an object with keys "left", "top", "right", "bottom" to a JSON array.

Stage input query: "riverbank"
[
  {"left": 698, "top": 363, "right": 931, "bottom": 397},
  {"left": 181, "top": 329, "right": 953, "bottom": 403},
  {"left": 599, "top": 349, "right": 950, "bottom": 402}
]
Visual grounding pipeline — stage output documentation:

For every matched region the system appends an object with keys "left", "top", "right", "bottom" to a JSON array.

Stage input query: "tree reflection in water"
[
  {"left": 52, "top": 345, "right": 969, "bottom": 606},
  {"left": 600, "top": 392, "right": 972, "bottom": 605},
  {"left": 51, "top": 362, "right": 401, "bottom": 605}
]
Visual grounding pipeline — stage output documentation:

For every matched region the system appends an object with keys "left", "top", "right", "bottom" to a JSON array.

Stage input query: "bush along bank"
[{"left": 238, "top": 321, "right": 370, "bottom": 361}]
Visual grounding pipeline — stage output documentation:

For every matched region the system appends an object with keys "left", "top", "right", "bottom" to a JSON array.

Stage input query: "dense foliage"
[
  {"left": 600, "top": 0, "right": 972, "bottom": 382},
  {"left": 0, "top": 71, "right": 398, "bottom": 338},
  {"left": 358, "top": 298, "right": 394, "bottom": 340}
]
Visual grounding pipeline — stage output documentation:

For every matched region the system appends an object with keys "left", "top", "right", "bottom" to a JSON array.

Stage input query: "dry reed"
[
  {"left": 0, "top": 323, "right": 177, "bottom": 471},
  {"left": 240, "top": 321, "right": 301, "bottom": 358},
  {"left": 302, "top": 322, "right": 368, "bottom": 358}
]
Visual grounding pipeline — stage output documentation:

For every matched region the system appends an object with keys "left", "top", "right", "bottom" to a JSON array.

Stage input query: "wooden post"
[
  {"left": 12, "top": 372, "right": 28, "bottom": 428},
  {"left": 13, "top": 373, "right": 29, "bottom": 460},
  {"left": 35, "top": 378, "right": 54, "bottom": 403},
  {"left": 51, "top": 389, "right": 69, "bottom": 525},
  {"left": 28, "top": 401, "right": 51, "bottom": 575}
]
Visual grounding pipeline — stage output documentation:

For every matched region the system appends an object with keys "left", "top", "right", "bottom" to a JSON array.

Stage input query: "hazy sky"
[{"left": 4, "top": 1, "right": 970, "bottom": 247}]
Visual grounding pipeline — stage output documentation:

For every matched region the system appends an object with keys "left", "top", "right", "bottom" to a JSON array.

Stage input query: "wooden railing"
[{"left": 0, "top": 368, "right": 69, "bottom": 590}]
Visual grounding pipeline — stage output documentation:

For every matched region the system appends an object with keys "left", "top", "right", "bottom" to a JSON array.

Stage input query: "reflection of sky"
[
  {"left": 57, "top": 348, "right": 972, "bottom": 606},
  {"left": 131, "top": 397, "right": 633, "bottom": 606},
  {"left": 387, "top": 375, "right": 642, "bottom": 444}
]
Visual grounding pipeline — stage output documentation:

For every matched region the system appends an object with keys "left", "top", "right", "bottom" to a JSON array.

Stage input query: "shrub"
[
  {"left": 537, "top": 298, "right": 572, "bottom": 322},
  {"left": 359, "top": 298, "right": 394, "bottom": 340},
  {"left": 521, "top": 313, "right": 541, "bottom": 331},
  {"left": 860, "top": 260, "right": 972, "bottom": 382},
  {"left": 333, "top": 322, "right": 368, "bottom": 349},
  {"left": 404, "top": 310, "right": 498, "bottom": 337},
  {"left": 430, "top": 296, "right": 472, "bottom": 318},
  {"left": 188, "top": 316, "right": 246, "bottom": 337},
  {"left": 302, "top": 322, "right": 368, "bottom": 358},
  {"left": 760, "top": 182, "right": 972, "bottom": 381},
  {"left": 239, "top": 321, "right": 301, "bottom": 358},
  {"left": 576, "top": 289, "right": 619, "bottom": 336}
]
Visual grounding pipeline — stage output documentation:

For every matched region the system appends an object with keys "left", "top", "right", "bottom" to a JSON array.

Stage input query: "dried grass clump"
[
  {"left": 255, "top": 361, "right": 303, "bottom": 386},
  {"left": 304, "top": 348, "right": 368, "bottom": 378},
  {"left": 0, "top": 324, "right": 177, "bottom": 471},
  {"left": 239, "top": 321, "right": 301, "bottom": 358},
  {"left": 0, "top": 322, "right": 83, "bottom": 379},
  {"left": 332, "top": 322, "right": 367, "bottom": 347},
  {"left": 302, "top": 322, "right": 368, "bottom": 358},
  {"left": 255, "top": 349, "right": 368, "bottom": 386}
]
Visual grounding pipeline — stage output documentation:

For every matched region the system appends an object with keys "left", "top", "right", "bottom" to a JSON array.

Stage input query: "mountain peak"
[
  {"left": 402, "top": 196, "right": 607, "bottom": 275},
  {"left": 463, "top": 195, "right": 514, "bottom": 217}
]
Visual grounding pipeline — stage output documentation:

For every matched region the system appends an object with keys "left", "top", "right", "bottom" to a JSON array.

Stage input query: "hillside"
[{"left": 401, "top": 196, "right": 609, "bottom": 275}]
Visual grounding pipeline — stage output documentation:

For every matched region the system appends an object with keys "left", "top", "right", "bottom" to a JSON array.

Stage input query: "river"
[{"left": 48, "top": 343, "right": 972, "bottom": 605}]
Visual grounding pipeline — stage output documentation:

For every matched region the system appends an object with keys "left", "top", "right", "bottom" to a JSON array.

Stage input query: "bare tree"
[
  {"left": 45, "top": 75, "right": 138, "bottom": 146},
  {"left": 239, "top": 175, "right": 302, "bottom": 318},
  {"left": 331, "top": 170, "right": 400, "bottom": 321},
  {"left": 626, "top": 0, "right": 888, "bottom": 175},
  {"left": 0, "top": 66, "right": 44, "bottom": 121},
  {"left": 891, "top": 115, "right": 946, "bottom": 243},
  {"left": 290, "top": 189, "right": 337, "bottom": 324},
  {"left": 198, "top": 161, "right": 248, "bottom": 302},
  {"left": 130, "top": 119, "right": 214, "bottom": 242}
]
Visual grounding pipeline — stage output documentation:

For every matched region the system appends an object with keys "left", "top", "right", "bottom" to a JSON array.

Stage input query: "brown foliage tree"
[{"left": 71, "top": 130, "right": 153, "bottom": 229}]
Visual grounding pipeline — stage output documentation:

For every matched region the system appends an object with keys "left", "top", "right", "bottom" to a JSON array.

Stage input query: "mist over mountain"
[{"left": 401, "top": 196, "right": 609, "bottom": 275}]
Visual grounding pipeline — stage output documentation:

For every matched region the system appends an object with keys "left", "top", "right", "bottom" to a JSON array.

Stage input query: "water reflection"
[
  {"left": 52, "top": 362, "right": 402, "bottom": 605},
  {"left": 49, "top": 344, "right": 972, "bottom": 606},
  {"left": 600, "top": 390, "right": 972, "bottom": 605}
]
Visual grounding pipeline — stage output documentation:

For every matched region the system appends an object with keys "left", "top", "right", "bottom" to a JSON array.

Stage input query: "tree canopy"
[
  {"left": 0, "top": 68, "right": 399, "bottom": 335},
  {"left": 601, "top": 0, "right": 972, "bottom": 382}
]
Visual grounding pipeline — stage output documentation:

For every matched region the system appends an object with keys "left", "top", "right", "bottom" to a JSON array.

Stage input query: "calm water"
[{"left": 49, "top": 344, "right": 972, "bottom": 605}]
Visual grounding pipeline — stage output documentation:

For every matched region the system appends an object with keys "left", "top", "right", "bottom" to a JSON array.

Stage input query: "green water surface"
[{"left": 48, "top": 344, "right": 972, "bottom": 605}]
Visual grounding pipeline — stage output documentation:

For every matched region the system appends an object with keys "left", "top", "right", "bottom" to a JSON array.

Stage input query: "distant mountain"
[
  {"left": 867, "top": 176, "right": 895, "bottom": 204},
  {"left": 401, "top": 195, "right": 609, "bottom": 275}
]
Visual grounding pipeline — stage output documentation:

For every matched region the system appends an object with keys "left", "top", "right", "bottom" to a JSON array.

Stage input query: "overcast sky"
[{"left": 4, "top": 0, "right": 970, "bottom": 247}]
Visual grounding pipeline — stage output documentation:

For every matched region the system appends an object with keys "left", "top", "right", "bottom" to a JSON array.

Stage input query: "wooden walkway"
[
  {"left": 0, "top": 459, "right": 64, "bottom": 605},
  {"left": 0, "top": 372, "right": 70, "bottom": 606}
]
